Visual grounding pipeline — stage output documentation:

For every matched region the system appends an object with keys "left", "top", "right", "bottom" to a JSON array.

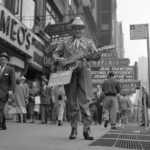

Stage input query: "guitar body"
[{"left": 54, "top": 52, "right": 81, "bottom": 71}]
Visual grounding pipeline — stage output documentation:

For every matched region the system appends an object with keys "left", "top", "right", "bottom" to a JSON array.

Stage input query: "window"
[
  {"left": 69, "top": 0, "right": 72, "bottom": 6},
  {"left": 45, "top": 10, "right": 56, "bottom": 26},
  {"left": 45, "top": 2, "right": 59, "bottom": 27},
  {"left": 0, "top": 0, "right": 4, "bottom": 5},
  {"left": 22, "top": 0, "right": 35, "bottom": 29}
]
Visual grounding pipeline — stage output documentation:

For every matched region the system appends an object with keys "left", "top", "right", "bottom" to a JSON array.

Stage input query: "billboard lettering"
[
  {"left": 91, "top": 58, "right": 130, "bottom": 66},
  {"left": 91, "top": 66, "right": 134, "bottom": 82}
]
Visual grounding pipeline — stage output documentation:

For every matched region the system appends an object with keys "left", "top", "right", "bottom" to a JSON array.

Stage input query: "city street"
[{"left": 0, "top": 121, "right": 110, "bottom": 150}]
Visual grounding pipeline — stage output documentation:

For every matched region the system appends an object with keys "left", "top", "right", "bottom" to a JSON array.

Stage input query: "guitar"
[{"left": 52, "top": 45, "right": 115, "bottom": 72}]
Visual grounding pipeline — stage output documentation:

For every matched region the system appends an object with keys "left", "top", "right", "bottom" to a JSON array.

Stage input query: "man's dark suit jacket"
[
  {"left": 0, "top": 65, "right": 16, "bottom": 99},
  {"left": 94, "top": 91, "right": 105, "bottom": 107},
  {"left": 40, "top": 86, "right": 52, "bottom": 105}
]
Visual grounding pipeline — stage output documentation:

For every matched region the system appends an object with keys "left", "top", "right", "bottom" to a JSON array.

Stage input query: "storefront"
[{"left": 0, "top": 4, "right": 45, "bottom": 85}]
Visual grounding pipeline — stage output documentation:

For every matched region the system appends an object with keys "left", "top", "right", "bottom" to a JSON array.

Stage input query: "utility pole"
[{"left": 146, "top": 24, "right": 150, "bottom": 95}]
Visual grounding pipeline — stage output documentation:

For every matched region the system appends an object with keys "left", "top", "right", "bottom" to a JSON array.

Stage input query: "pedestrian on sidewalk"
[
  {"left": 0, "top": 52, "right": 16, "bottom": 130},
  {"left": 40, "top": 78, "right": 52, "bottom": 124},
  {"left": 17, "top": 76, "right": 29, "bottom": 123},
  {"left": 53, "top": 17, "right": 101, "bottom": 140},
  {"left": 140, "top": 86, "right": 149, "bottom": 126},
  {"left": 9, "top": 78, "right": 27, "bottom": 123},
  {"left": 120, "top": 94, "right": 132, "bottom": 124},
  {"left": 102, "top": 71, "right": 121, "bottom": 129},
  {"left": 93, "top": 85, "right": 105, "bottom": 125},
  {"left": 89, "top": 93, "right": 97, "bottom": 125}
]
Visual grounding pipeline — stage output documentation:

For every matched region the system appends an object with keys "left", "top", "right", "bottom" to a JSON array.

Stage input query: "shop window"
[
  {"left": 69, "top": 0, "right": 72, "bottom": 6},
  {"left": 22, "top": 0, "right": 35, "bottom": 29}
]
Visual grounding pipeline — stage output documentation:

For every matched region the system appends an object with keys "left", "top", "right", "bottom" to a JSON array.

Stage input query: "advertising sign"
[
  {"left": 91, "top": 58, "right": 130, "bottom": 66},
  {"left": 120, "top": 87, "right": 136, "bottom": 94},
  {"left": 91, "top": 66, "right": 134, "bottom": 82},
  {"left": 100, "top": 51, "right": 118, "bottom": 58},
  {"left": 48, "top": 70, "right": 73, "bottom": 87},
  {"left": 92, "top": 80, "right": 140, "bottom": 88},
  {"left": 0, "top": 4, "right": 44, "bottom": 58},
  {"left": 44, "top": 18, "right": 74, "bottom": 36}
]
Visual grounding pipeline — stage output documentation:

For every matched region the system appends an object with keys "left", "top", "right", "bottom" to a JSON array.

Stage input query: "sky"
[{"left": 117, "top": 0, "right": 150, "bottom": 65}]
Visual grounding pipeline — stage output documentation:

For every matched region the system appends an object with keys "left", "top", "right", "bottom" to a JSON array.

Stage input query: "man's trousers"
[
  {"left": 40, "top": 104, "right": 50, "bottom": 123},
  {"left": 64, "top": 62, "right": 92, "bottom": 132},
  {"left": 94, "top": 105, "right": 103, "bottom": 124},
  {"left": 0, "top": 99, "right": 7, "bottom": 128},
  {"left": 51, "top": 102, "right": 58, "bottom": 122},
  {"left": 103, "top": 96, "right": 118, "bottom": 126}
]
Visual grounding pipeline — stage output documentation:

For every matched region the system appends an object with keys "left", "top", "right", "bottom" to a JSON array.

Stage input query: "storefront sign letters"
[
  {"left": 0, "top": 4, "right": 44, "bottom": 57},
  {"left": 44, "top": 21, "right": 72, "bottom": 36},
  {"left": 33, "top": 51, "right": 52, "bottom": 66}
]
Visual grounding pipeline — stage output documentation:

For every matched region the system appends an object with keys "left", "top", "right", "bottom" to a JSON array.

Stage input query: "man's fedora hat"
[
  {"left": 70, "top": 17, "right": 87, "bottom": 28},
  {"left": 0, "top": 52, "right": 10, "bottom": 61}
]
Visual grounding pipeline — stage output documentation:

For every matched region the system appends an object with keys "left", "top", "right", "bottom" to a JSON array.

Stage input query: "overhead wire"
[{"left": 21, "top": 12, "right": 84, "bottom": 20}]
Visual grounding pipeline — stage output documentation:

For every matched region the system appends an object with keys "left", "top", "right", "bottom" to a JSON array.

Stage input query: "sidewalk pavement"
[{"left": 0, "top": 121, "right": 110, "bottom": 150}]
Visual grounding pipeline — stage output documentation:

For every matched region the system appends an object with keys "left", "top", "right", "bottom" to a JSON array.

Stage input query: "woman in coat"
[{"left": 9, "top": 78, "right": 26, "bottom": 122}]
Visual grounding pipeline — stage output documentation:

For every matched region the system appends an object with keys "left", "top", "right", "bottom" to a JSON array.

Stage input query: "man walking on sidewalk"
[
  {"left": 0, "top": 52, "right": 16, "bottom": 130},
  {"left": 102, "top": 71, "right": 121, "bottom": 129}
]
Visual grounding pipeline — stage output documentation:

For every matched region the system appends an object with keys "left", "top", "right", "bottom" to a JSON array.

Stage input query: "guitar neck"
[{"left": 80, "top": 45, "right": 115, "bottom": 60}]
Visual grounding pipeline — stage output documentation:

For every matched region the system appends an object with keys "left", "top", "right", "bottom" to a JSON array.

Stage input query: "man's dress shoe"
[
  {"left": 83, "top": 128, "right": 94, "bottom": 140},
  {"left": 69, "top": 128, "right": 77, "bottom": 139}
]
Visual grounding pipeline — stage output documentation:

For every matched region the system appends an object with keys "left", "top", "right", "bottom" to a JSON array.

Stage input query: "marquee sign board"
[
  {"left": 91, "top": 66, "right": 135, "bottom": 82},
  {"left": 91, "top": 58, "right": 130, "bottom": 66},
  {"left": 92, "top": 80, "right": 141, "bottom": 89}
]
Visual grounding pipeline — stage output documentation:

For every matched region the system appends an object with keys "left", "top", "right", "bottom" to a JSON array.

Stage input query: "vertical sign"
[{"left": 130, "top": 24, "right": 146, "bottom": 40}]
